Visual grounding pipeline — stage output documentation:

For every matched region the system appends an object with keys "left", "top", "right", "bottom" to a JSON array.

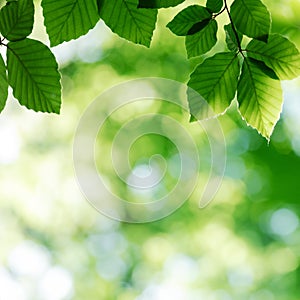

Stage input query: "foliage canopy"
[{"left": 0, "top": 0, "right": 299, "bottom": 139}]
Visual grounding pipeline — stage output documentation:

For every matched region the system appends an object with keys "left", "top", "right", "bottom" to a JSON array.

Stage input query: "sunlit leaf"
[
  {"left": 42, "top": 0, "right": 99, "bottom": 46},
  {"left": 167, "top": 5, "right": 211, "bottom": 36},
  {"left": 185, "top": 19, "right": 217, "bottom": 58},
  {"left": 7, "top": 39, "right": 61, "bottom": 113},
  {"left": 237, "top": 58, "right": 283, "bottom": 140},
  {"left": 188, "top": 52, "right": 240, "bottom": 119},
  {"left": 0, "top": 0, "right": 34, "bottom": 41},
  {"left": 230, "top": 0, "right": 270, "bottom": 42},
  {"left": 246, "top": 34, "right": 300, "bottom": 80},
  {"left": 98, "top": 0, "right": 157, "bottom": 47},
  {"left": 0, "top": 55, "right": 8, "bottom": 113}
]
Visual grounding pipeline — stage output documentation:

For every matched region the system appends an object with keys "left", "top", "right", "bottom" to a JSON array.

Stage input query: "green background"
[{"left": 0, "top": 0, "right": 299, "bottom": 299}]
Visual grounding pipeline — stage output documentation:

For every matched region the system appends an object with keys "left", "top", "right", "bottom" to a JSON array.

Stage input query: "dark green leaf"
[
  {"left": 188, "top": 52, "right": 240, "bottom": 119},
  {"left": 167, "top": 5, "right": 211, "bottom": 36},
  {"left": 246, "top": 34, "right": 300, "bottom": 80},
  {"left": 230, "top": 0, "right": 270, "bottom": 42},
  {"left": 0, "top": 0, "right": 34, "bottom": 41},
  {"left": 42, "top": 0, "right": 99, "bottom": 47},
  {"left": 7, "top": 39, "right": 61, "bottom": 113},
  {"left": 185, "top": 19, "right": 217, "bottom": 58},
  {"left": 224, "top": 24, "right": 242, "bottom": 52},
  {"left": 206, "top": 0, "right": 223, "bottom": 13},
  {"left": 237, "top": 58, "right": 282, "bottom": 140},
  {"left": 138, "top": 0, "right": 184, "bottom": 8},
  {"left": 0, "top": 55, "right": 8, "bottom": 113},
  {"left": 98, "top": 0, "right": 157, "bottom": 47}
]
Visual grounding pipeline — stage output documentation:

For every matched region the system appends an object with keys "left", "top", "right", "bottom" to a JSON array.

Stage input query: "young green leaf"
[
  {"left": 206, "top": 0, "right": 223, "bottom": 13},
  {"left": 224, "top": 24, "right": 242, "bottom": 52},
  {"left": 185, "top": 19, "right": 217, "bottom": 58},
  {"left": 237, "top": 58, "right": 283, "bottom": 140},
  {"left": 0, "top": 0, "right": 34, "bottom": 41},
  {"left": 246, "top": 34, "right": 300, "bottom": 80},
  {"left": 230, "top": 0, "right": 270, "bottom": 42},
  {"left": 98, "top": 0, "right": 157, "bottom": 47},
  {"left": 167, "top": 5, "right": 211, "bottom": 36},
  {"left": 42, "top": 0, "right": 99, "bottom": 47},
  {"left": 188, "top": 52, "right": 240, "bottom": 119},
  {"left": 0, "top": 55, "right": 8, "bottom": 113},
  {"left": 138, "top": 0, "right": 184, "bottom": 8},
  {"left": 7, "top": 39, "right": 61, "bottom": 113}
]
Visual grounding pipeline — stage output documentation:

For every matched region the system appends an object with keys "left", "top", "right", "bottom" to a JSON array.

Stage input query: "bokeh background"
[{"left": 0, "top": 0, "right": 300, "bottom": 299}]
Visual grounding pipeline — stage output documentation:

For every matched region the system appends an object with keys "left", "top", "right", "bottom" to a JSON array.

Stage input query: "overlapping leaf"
[
  {"left": 0, "top": 0, "right": 34, "bottom": 41},
  {"left": 246, "top": 34, "right": 300, "bottom": 80},
  {"left": 42, "top": 0, "right": 99, "bottom": 46},
  {"left": 224, "top": 24, "right": 242, "bottom": 52},
  {"left": 7, "top": 39, "right": 61, "bottom": 113},
  {"left": 230, "top": 0, "right": 270, "bottom": 42},
  {"left": 206, "top": 0, "right": 223, "bottom": 13},
  {"left": 185, "top": 19, "right": 217, "bottom": 58},
  {"left": 0, "top": 55, "right": 8, "bottom": 113},
  {"left": 237, "top": 58, "right": 283, "bottom": 139},
  {"left": 138, "top": 0, "right": 184, "bottom": 8},
  {"left": 99, "top": 0, "right": 157, "bottom": 47},
  {"left": 188, "top": 52, "right": 240, "bottom": 119},
  {"left": 167, "top": 5, "right": 211, "bottom": 36},
  {"left": 167, "top": 5, "right": 212, "bottom": 36}
]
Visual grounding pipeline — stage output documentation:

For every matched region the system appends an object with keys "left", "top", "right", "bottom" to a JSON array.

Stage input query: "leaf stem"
[
  {"left": 0, "top": 37, "right": 7, "bottom": 47},
  {"left": 212, "top": 7, "right": 226, "bottom": 19},
  {"left": 224, "top": 0, "right": 244, "bottom": 56}
]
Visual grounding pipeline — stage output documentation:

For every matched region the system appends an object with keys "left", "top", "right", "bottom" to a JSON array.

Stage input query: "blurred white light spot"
[
  {"left": 282, "top": 81, "right": 300, "bottom": 156},
  {"left": 137, "top": 284, "right": 187, "bottom": 300},
  {"left": 270, "top": 208, "right": 299, "bottom": 236},
  {"left": 52, "top": 21, "right": 110, "bottom": 65},
  {"left": 96, "top": 256, "right": 126, "bottom": 280},
  {"left": 213, "top": 290, "right": 233, "bottom": 300},
  {"left": 0, "top": 268, "right": 26, "bottom": 300},
  {"left": 163, "top": 254, "right": 198, "bottom": 284},
  {"left": 38, "top": 266, "right": 73, "bottom": 300},
  {"left": 132, "top": 164, "right": 152, "bottom": 178},
  {"left": 129, "top": 163, "right": 160, "bottom": 186},
  {"left": 228, "top": 268, "right": 254, "bottom": 288},
  {"left": 0, "top": 120, "right": 20, "bottom": 164},
  {"left": 8, "top": 241, "right": 50, "bottom": 277},
  {"left": 291, "top": 136, "right": 300, "bottom": 156}
]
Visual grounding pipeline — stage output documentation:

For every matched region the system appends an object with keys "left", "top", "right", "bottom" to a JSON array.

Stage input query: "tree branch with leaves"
[{"left": 0, "top": 0, "right": 299, "bottom": 140}]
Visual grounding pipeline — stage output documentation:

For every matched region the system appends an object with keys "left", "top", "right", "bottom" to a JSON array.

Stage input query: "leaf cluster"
[
  {"left": 163, "top": 0, "right": 300, "bottom": 139},
  {"left": 0, "top": 0, "right": 299, "bottom": 139}
]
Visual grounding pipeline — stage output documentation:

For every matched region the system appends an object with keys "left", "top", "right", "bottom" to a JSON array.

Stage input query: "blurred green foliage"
[{"left": 0, "top": 1, "right": 299, "bottom": 299}]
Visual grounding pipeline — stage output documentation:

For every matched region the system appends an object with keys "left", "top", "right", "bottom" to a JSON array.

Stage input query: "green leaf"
[
  {"left": 246, "top": 34, "right": 300, "bottom": 80},
  {"left": 206, "top": 0, "right": 223, "bottom": 13},
  {"left": 230, "top": 0, "right": 270, "bottom": 42},
  {"left": 185, "top": 19, "right": 217, "bottom": 58},
  {"left": 224, "top": 24, "right": 242, "bottom": 52},
  {"left": 98, "top": 0, "right": 158, "bottom": 47},
  {"left": 138, "top": 0, "right": 184, "bottom": 8},
  {"left": 7, "top": 38, "right": 61, "bottom": 113},
  {"left": 167, "top": 5, "right": 211, "bottom": 36},
  {"left": 0, "top": 55, "right": 8, "bottom": 113},
  {"left": 237, "top": 58, "right": 283, "bottom": 140},
  {"left": 0, "top": 0, "right": 34, "bottom": 41},
  {"left": 188, "top": 52, "right": 240, "bottom": 119},
  {"left": 42, "top": 0, "right": 99, "bottom": 47}
]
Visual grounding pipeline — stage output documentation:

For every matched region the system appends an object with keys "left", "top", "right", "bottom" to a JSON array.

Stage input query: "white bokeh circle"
[{"left": 73, "top": 78, "right": 226, "bottom": 223}]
